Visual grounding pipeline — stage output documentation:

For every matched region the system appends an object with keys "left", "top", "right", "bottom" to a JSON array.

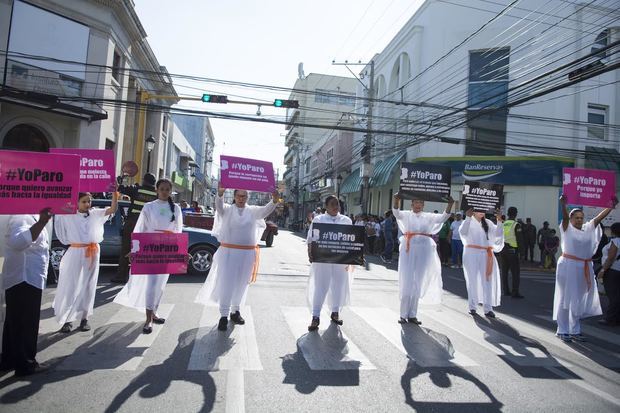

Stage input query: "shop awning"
[
  {"left": 585, "top": 146, "right": 620, "bottom": 172},
  {"left": 370, "top": 152, "right": 405, "bottom": 187},
  {"left": 339, "top": 168, "right": 363, "bottom": 194}
]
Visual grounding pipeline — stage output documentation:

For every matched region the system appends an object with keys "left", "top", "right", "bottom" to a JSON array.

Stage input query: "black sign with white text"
[
  {"left": 461, "top": 181, "right": 503, "bottom": 213},
  {"left": 310, "top": 223, "right": 365, "bottom": 265},
  {"left": 399, "top": 163, "right": 451, "bottom": 202}
]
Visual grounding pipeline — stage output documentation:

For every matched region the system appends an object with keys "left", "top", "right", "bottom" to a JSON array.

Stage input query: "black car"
[{"left": 49, "top": 199, "right": 219, "bottom": 279}]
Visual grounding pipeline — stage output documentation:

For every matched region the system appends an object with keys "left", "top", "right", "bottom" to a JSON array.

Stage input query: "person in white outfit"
[
  {"left": 459, "top": 208, "right": 504, "bottom": 318},
  {"left": 393, "top": 193, "right": 454, "bottom": 324},
  {"left": 306, "top": 195, "right": 354, "bottom": 331},
  {"left": 54, "top": 190, "right": 118, "bottom": 333},
  {"left": 553, "top": 194, "right": 616, "bottom": 342},
  {"left": 114, "top": 179, "right": 183, "bottom": 334},
  {"left": 195, "top": 186, "right": 278, "bottom": 331}
]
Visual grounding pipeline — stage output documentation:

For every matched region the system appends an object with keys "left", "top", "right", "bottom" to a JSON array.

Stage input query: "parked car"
[{"left": 48, "top": 199, "right": 219, "bottom": 280}]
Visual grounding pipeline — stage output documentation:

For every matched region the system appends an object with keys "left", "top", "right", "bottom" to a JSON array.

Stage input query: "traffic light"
[
  {"left": 273, "top": 99, "right": 299, "bottom": 109},
  {"left": 201, "top": 94, "right": 228, "bottom": 103}
]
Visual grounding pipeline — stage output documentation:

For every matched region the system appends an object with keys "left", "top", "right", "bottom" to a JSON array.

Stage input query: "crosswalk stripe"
[
  {"left": 418, "top": 306, "right": 569, "bottom": 367},
  {"left": 350, "top": 307, "right": 478, "bottom": 367},
  {"left": 55, "top": 304, "right": 174, "bottom": 371},
  {"left": 188, "top": 306, "right": 262, "bottom": 371},
  {"left": 281, "top": 306, "right": 375, "bottom": 370},
  {"left": 533, "top": 314, "right": 620, "bottom": 347}
]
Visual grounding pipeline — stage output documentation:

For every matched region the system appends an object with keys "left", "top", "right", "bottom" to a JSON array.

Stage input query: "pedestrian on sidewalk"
[
  {"left": 500, "top": 207, "right": 524, "bottom": 298},
  {"left": 438, "top": 218, "right": 451, "bottom": 266},
  {"left": 537, "top": 221, "right": 553, "bottom": 266},
  {"left": 544, "top": 230, "right": 559, "bottom": 269},
  {"left": 114, "top": 179, "right": 183, "bottom": 334},
  {"left": 381, "top": 210, "right": 395, "bottom": 263},
  {"left": 523, "top": 218, "right": 537, "bottom": 262},
  {"left": 392, "top": 193, "right": 454, "bottom": 324},
  {"left": 449, "top": 213, "right": 463, "bottom": 268},
  {"left": 459, "top": 208, "right": 504, "bottom": 318},
  {"left": 53, "top": 190, "right": 118, "bottom": 333},
  {"left": 553, "top": 194, "right": 616, "bottom": 342},
  {"left": 195, "top": 185, "right": 278, "bottom": 331},
  {"left": 306, "top": 195, "right": 353, "bottom": 331},
  {"left": 597, "top": 222, "right": 620, "bottom": 326},
  {"left": 0, "top": 208, "right": 52, "bottom": 377}
]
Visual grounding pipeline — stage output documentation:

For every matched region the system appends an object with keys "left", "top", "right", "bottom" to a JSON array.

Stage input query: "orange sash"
[
  {"left": 403, "top": 232, "right": 431, "bottom": 253},
  {"left": 220, "top": 243, "right": 261, "bottom": 283},
  {"left": 561, "top": 253, "right": 593, "bottom": 291},
  {"left": 466, "top": 245, "right": 493, "bottom": 280},
  {"left": 70, "top": 243, "right": 99, "bottom": 269}
]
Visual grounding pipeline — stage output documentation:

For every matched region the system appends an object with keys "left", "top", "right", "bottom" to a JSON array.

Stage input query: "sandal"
[
  {"left": 142, "top": 324, "right": 153, "bottom": 334},
  {"left": 152, "top": 316, "right": 166, "bottom": 325},
  {"left": 79, "top": 319, "right": 91, "bottom": 331},
  {"left": 398, "top": 317, "right": 408, "bottom": 324},
  {"left": 407, "top": 317, "right": 422, "bottom": 325},
  {"left": 330, "top": 312, "right": 343, "bottom": 326}
]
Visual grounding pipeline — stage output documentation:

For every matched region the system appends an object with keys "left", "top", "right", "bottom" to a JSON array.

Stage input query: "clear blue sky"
[{"left": 133, "top": 0, "right": 423, "bottom": 177}]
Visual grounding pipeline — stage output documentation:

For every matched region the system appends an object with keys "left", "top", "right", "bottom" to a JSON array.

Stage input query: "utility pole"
[{"left": 332, "top": 59, "right": 374, "bottom": 213}]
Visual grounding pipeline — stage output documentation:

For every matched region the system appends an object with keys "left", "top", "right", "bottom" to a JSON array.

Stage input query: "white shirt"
[
  {"left": 2, "top": 214, "right": 50, "bottom": 290},
  {"left": 602, "top": 238, "right": 620, "bottom": 272},
  {"left": 450, "top": 220, "right": 463, "bottom": 240}
]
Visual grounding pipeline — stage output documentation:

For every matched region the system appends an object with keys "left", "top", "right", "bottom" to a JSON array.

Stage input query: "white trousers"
[
  {"left": 400, "top": 295, "right": 420, "bottom": 319},
  {"left": 312, "top": 271, "right": 347, "bottom": 317},
  {"left": 556, "top": 307, "right": 581, "bottom": 335}
]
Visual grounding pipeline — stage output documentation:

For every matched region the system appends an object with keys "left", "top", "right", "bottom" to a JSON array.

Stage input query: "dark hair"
[
  {"left": 191, "top": 201, "right": 198, "bottom": 208},
  {"left": 156, "top": 179, "right": 175, "bottom": 222},
  {"left": 480, "top": 216, "right": 489, "bottom": 239},
  {"left": 78, "top": 192, "right": 92, "bottom": 216},
  {"left": 611, "top": 222, "right": 620, "bottom": 237},
  {"left": 325, "top": 195, "right": 338, "bottom": 206},
  {"left": 143, "top": 173, "right": 156, "bottom": 186},
  {"left": 385, "top": 210, "right": 392, "bottom": 218},
  {"left": 507, "top": 207, "right": 518, "bottom": 217}
]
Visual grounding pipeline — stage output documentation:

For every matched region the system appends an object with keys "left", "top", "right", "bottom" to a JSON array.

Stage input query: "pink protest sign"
[
  {"left": 50, "top": 148, "right": 116, "bottom": 192},
  {"left": 0, "top": 150, "right": 79, "bottom": 215},
  {"left": 563, "top": 167, "right": 617, "bottom": 208},
  {"left": 220, "top": 155, "right": 276, "bottom": 193},
  {"left": 130, "top": 232, "right": 189, "bottom": 275}
]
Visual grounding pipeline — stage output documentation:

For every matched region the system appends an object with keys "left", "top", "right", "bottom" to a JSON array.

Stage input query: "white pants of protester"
[
  {"left": 308, "top": 263, "right": 349, "bottom": 317},
  {"left": 462, "top": 248, "right": 501, "bottom": 313},
  {"left": 114, "top": 274, "right": 169, "bottom": 312}
]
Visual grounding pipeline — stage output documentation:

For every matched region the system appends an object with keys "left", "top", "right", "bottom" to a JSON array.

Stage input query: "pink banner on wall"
[
  {"left": 563, "top": 167, "right": 617, "bottom": 208},
  {"left": 0, "top": 150, "right": 80, "bottom": 214},
  {"left": 130, "top": 232, "right": 188, "bottom": 275},
  {"left": 50, "top": 148, "right": 116, "bottom": 192},
  {"left": 220, "top": 155, "right": 276, "bottom": 193}
]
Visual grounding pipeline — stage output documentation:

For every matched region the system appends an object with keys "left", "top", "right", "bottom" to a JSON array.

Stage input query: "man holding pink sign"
[{"left": 195, "top": 179, "right": 279, "bottom": 332}]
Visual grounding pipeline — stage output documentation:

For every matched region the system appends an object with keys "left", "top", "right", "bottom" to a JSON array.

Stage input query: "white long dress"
[
  {"left": 195, "top": 195, "right": 276, "bottom": 316},
  {"left": 113, "top": 200, "right": 183, "bottom": 311},
  {"left": 53, "top": 208, "right": 109, "bottom": 324},
  {"left": 553, "top": 220, "right": 602, "bottom": 334},
  {"left": 393, "top": 209, "right": 449, "bottom": 319},
  {"left": 459, "top": 216, "right": 504, "bottom": 313},
  {"left": 306, "top": 213, "right": 354, "bottom": 317}
]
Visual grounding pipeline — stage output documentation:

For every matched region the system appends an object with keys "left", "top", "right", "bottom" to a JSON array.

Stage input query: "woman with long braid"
[
  {"left": 459, "top": 208, "right": 504, "bottom": 317},
  {"left": 114, "top": 179, "right": 183, "bottom": 334}
]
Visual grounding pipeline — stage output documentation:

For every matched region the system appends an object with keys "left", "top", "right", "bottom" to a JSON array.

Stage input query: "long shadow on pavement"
[{"left": 400, "top": 324, "right": 504, "bottom": 412}]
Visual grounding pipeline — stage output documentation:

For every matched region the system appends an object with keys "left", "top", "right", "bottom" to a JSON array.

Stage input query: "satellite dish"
[
  {"left": 298, "top": 62, "right": 305, "bottom": 80},
  {"left": 122, "top": 160, "right": 139, "bottom": 177}
]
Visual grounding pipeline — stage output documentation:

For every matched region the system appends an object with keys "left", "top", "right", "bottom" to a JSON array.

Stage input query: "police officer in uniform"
[
  {"left": 111, "top": 173, "right": 157, "bottom": 283},
  {"left": 499, "top": 206, "right": 524, "bottom": 298}
]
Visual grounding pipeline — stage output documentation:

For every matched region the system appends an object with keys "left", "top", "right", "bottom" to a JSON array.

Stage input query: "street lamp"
[
  {"left": 188, "top": 161, "right": 199, "bottom": 203},
  {"left": 145, "top": 134, "right": 156, "bottom": 172}
]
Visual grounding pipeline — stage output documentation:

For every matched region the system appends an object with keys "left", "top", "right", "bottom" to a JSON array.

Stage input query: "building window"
[
  {"left": 112, "top": 48, "right": 122, "bottom": 83},
  {"left": 305, "top": 158, "right": 311, "bottom": 174},
  {"left": 325, "top": 147, "right": 334, "bottom": 171},
  {"left": 587, "top": 104, "right": 607, "bottom": 140},
  {"left": 311, "top": 158, "right": 319, "bottom": 177},
  {"left": 162, "top": 115, "right": 169, "bottom": 133},
  {"left": 592, "top": 29, "right": 610, "bottom": 60},
  {"left": 467, "top": 48, "right": 509, "bottom": 109}
]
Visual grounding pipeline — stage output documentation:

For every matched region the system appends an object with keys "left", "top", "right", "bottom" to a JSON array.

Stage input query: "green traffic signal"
[
  {"left": 273, "top": 99, "right": 299, "bottom": 108},
  {"left": 274, "top": 99, "right": 283, "bottom": 107},
  {"left": 201, "top": 94, "right": 228, "bottom": 103}
]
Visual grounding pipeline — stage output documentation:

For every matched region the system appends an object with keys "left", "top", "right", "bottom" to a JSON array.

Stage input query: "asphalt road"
[{"left": 0, "top": 229, "right": 619, "bottom": 412}]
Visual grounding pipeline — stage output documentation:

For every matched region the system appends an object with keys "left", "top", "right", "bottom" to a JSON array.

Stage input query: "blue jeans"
[
  {"left": 383, "top": 237, "right": 394, "bottom": 260},
  {"left": 451, "top": 239, "right": 463, "bottom": 265}
]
